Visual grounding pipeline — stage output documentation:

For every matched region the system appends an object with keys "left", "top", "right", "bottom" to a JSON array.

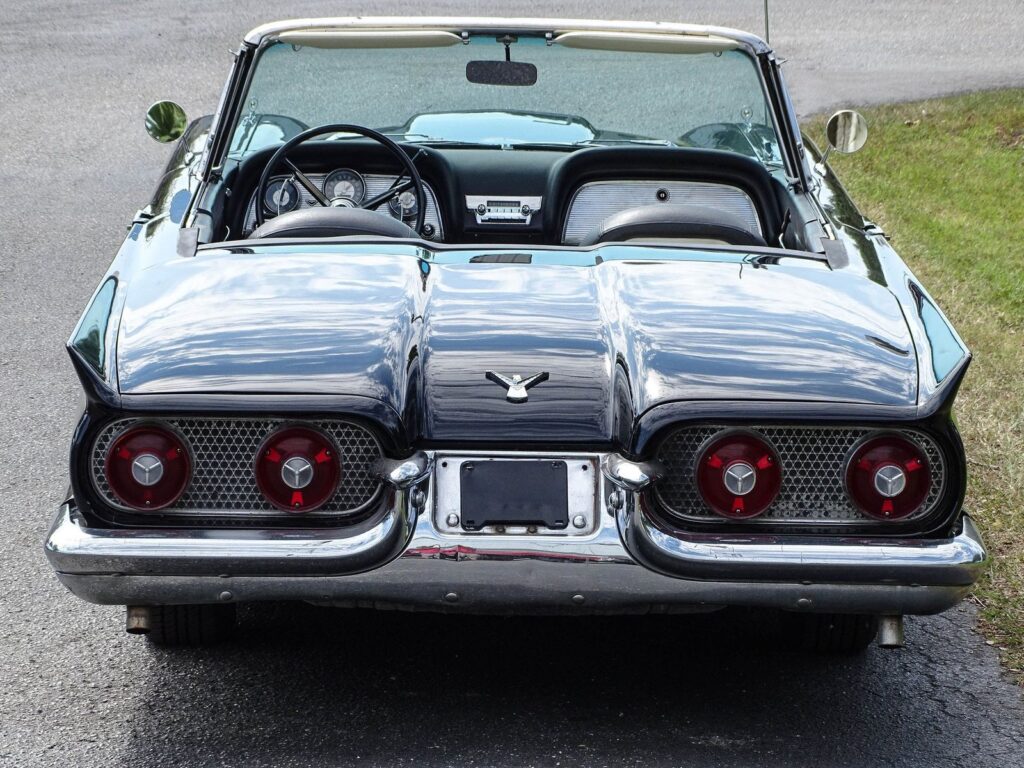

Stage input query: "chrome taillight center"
[
  {"left": 873, "top": 464, "right": 907, "bottom": 498},
  {"left": 723, "top": 461, "right": 757, "bottom": 496},
  {"left": 281, "top": 456, "right": 314, "bottom": 490},
  {"left": 130, "top": 453, "right": 165, "bottom": 486}
]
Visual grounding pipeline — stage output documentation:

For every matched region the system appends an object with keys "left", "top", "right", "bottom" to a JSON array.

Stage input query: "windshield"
[{"left": 229, "top": 33, "right": 782, "bottom": 167}]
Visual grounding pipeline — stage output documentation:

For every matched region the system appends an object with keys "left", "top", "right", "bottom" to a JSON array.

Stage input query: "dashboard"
[{"left": 225, "top": 144, "right": 790, "bottom": 249}]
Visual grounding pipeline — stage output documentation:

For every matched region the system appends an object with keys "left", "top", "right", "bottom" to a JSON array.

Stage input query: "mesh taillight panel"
[
  {"left": 655, "top": 426, "right": 945, "bottom": 523},
  {"left": 91, "top": 418, "right": 382, "bottom": 517}
]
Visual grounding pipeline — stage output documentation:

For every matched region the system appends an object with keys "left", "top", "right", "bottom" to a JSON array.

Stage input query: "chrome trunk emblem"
[{"left": 485, "top": 371, "right": 549, "bottom": 403}]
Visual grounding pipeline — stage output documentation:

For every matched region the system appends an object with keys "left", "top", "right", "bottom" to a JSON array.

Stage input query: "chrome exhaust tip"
[
  {"left": 125, "top": 605, "right": 152, "bottom": 635},
  {"left": 877, "top": 615, "right": 905, "bottom": 648}
]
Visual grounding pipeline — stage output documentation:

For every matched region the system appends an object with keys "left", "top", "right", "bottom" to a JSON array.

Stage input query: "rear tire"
[
  {"left": 144, "top": 604, "right": 237, "bottom": 647},
  {"left": 784, "top": 612, "right": 878, "bottom": 654}
]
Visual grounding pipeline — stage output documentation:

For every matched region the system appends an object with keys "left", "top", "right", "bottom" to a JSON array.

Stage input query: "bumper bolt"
[
  {"left": 572, "top": 515, "right": 587, "bottom": 529},
  {"left": 446, "top": 513, "right": 460, "bottom": 527},
  {"left": 607, "top": 490, "right": 624, "bottom": 511},
  {"left": 572, "top": 594, "right": 585, "bottom": 605},
  {"left": 443, "top": 592, "right": 459, "bottom": 603}
]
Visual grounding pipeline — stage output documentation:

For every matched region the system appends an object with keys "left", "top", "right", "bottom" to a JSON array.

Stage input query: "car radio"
[{"left": 465, "top": 195, "right": 542, "bottom": 225}]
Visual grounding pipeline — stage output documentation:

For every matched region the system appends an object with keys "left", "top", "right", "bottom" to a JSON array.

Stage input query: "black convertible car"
[{"left": 45, "top": 17, "right": 986, "bottom": 653}]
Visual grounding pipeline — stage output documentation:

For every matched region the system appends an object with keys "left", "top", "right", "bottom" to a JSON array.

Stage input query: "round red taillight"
[
  {"left": 695, "top": 431, "right": 782, "bottom": 519},
  {"left": 845, "top": 435, "right": 931, "bottom": 520},
  {"left": 104, "top": 425, "right": 191, "bottom": 510},
  {"left": 254, "top": 426, "right": 340, "bottom": 513}
]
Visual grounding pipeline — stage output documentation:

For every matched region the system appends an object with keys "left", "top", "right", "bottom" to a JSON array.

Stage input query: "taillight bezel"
[
  {"left": 102, "top": 422, "right": 193, "bottom": 511},
  {"left": 843, "top": 432, "right": 933, "bottom": 521},
  {"left": 693, "top": 429, "right": 783, "bottom": 520},
  {"left": 253, "top": 424, "right": 342, "bottom": 513}
]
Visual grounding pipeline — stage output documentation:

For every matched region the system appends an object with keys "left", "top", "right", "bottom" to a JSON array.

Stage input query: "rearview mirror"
[
  {"left": 145, "top": 100, "right": 187, "bottom": 143},
  {"left": 815, "top": 109, "right": 868, "bottom": 175},
  {"left": 466, "top": 60, "right": 537, "bottom": 86}
]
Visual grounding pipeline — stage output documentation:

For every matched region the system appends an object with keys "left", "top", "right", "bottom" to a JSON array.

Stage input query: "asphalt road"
[{"left": 1, "top": 2, "right": 1023, "bottom": 766}]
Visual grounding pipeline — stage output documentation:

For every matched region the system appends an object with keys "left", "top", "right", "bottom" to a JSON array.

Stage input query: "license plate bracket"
[{"left": 460, "top": 460, "right": 569, "bottom": 531}]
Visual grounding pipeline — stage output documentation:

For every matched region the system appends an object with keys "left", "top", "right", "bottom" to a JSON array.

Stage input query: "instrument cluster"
[{"left": 246, "top": 167, "right": 443, "bottom": 238}]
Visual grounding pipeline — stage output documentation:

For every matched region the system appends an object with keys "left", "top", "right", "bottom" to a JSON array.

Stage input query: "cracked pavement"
[{"left": 1, "top": 1, "right": 1023, "bottom": 766}]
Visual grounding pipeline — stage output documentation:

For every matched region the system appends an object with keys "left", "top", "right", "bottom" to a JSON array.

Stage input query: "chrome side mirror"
[
  {"left": 815, "top": 109, "right": 868, "bottom": 175},
  {"left": 145, "top": 101, "right": 187, "bottom": 143}
]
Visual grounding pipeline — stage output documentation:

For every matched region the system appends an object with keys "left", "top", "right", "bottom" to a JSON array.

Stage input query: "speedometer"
[
  {"left": 323, "top": 169, "right": 365, "bottom": 204},
  {"left": 262, "top": 177, "right": 300, "bottom": 215}
]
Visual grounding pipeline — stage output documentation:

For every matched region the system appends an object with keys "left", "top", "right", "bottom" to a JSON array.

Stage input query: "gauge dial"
[
  {"left": 323, "top": 168, "right": 365, "bottom": 204},
  {"left": 262, "top": 177, "right": 300, "bottom": 215},
  {"left": 388, "top": 189, "right": 419, "bottom": 220}
]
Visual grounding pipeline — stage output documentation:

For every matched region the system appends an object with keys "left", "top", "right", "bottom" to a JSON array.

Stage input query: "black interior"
[{"left": 212, "top": 140, "right": 823, "bottom": 251}]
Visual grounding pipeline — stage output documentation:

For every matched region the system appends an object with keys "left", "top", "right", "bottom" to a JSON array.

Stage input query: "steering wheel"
[{"left": 253, "top": 123, "right": 427, "bottom": 235}]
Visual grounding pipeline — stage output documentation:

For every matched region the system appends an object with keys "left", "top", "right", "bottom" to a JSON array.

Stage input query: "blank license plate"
[{"left": 460, "top": 460, "right": 569, "bottom": 531}]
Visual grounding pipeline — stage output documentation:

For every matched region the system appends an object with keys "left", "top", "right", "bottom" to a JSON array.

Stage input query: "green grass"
[{"left": 811, "top": 90, "right": 1024, "bottom": 680}]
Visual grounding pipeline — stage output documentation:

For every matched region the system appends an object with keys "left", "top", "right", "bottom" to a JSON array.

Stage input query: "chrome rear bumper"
[{"left": 46, "top": 473, "right": 988, "bottom": 615}]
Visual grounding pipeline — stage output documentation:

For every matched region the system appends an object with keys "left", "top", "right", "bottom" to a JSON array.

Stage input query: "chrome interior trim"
[
  {"left": 562, "top": 180, "right": 762, "bottom": 245},
  {"left": 243, "top": 174, "right": 444, "bottom": 238}
]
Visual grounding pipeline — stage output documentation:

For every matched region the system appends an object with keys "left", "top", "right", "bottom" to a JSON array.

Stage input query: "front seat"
[
  {"left": 579, "top": 204, "right": 766, "bottom": 247},
  {"left": 251, "top": 207, "right": 417, "bottom": 239}
]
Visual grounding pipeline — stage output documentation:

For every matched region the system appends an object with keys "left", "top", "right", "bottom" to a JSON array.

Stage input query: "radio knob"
[
  {"left": 476, "top": 203, "right": 487, "bottom": 215},
  {"left": 520, "top": 204, "right": 532, "bottom": 216}
]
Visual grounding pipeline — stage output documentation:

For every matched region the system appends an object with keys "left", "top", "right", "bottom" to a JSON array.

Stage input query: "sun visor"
[
  {"left": 552, "top": 31, "right": 738, "bottom": 54},
  {"left": 275, "top": 30, "right": 463, "bottom": 49}
]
